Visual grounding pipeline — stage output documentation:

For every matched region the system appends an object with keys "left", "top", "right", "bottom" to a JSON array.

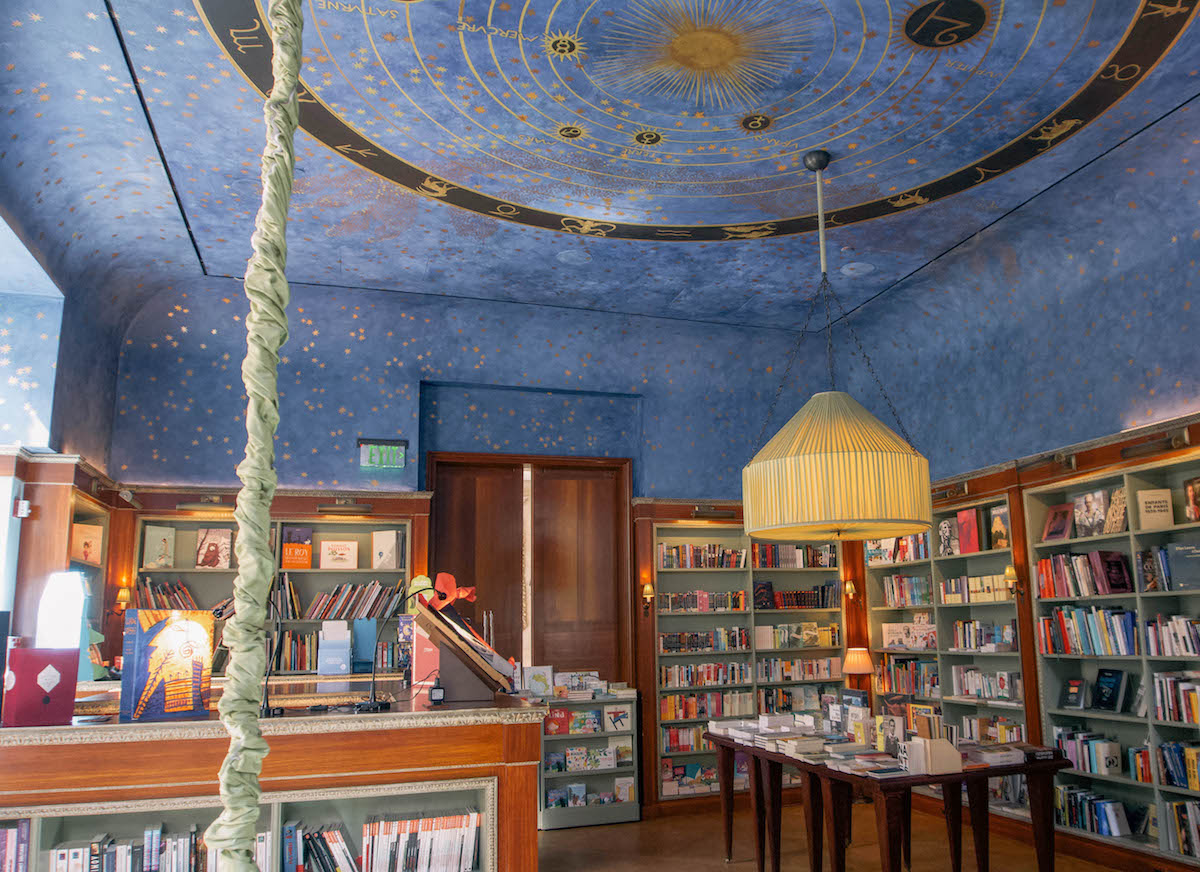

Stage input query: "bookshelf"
[
  {"left": 865, "top": 495, "right": 1026, "bottom": 811},
  {"left": 652, "top": 523, "right": 845, "bottom": 801},
  {"left": 538, "top": 697, "right": 640, "bottom": 829},
  {"left": 131, "top": 515, "right": 411, "bottom": 676},
  {"left": 17, "top": 778, "right": 494, "bottom": 872},
  {"left": 1025, "top": 451, "right": 1200, "bottom": 867}
]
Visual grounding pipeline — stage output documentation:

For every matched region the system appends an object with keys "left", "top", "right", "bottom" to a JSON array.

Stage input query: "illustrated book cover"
[
  {"left": 194, "top": 528, "right": 232, "bottom": 569},
  {"left": 987, "top": 506, "right": 1010, "bottom": 550},
  {"left": 69, "top": 523, "right": 104, "bottom": 566},
  {"left": 142, "top": 525, "right": 176, "bottom": 568},
  {"left": 371, "top": 530, "right": 401, "bottom": 570},
  {"left": 1073, "top": 490, "right": 1109, "bottom": 539},
  {"left": 604, "top": 703, "right": 631, "bottom": 732},
  {"left": 956, "top": 509, "right": 981, "bottom": 554},
  {"left": 1041, "top": 504, "right": 1075, "bottom": 542},
  {"left": 1, "top": 648, "right": 80, "bottom": 727},
  {"left": 319, "top": 540, "right": 358, "bottom": 570},
  {"left": 1103, "top": 487, "right": 1128, "bottom": 534},
  {"left": 119, "top": 609, "right": 214, "bottom": 722},
  {"left": 937, "top": 518, "right": 960, "bottom": 557},
  {"left": 280, "top": 527, "right": 313, "bottom": 569}
]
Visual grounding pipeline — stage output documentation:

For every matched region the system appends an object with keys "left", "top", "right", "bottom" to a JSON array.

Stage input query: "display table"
[{"left": 0, "top": 691, "right": 546, "bottom": 872}]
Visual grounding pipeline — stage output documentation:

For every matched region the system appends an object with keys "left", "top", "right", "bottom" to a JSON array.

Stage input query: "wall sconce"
[
  {"left": 1004, "top": 564, "right": 1021, "bottom": 596},
  {"left": 107, "top": 585, "right": 132, "bottom": 619},
  {"left": 844, "top": 578, "right": 857, "bottom": 601},
  {"left": 642, "top": 581, "right": 654, "bottom": 616}
]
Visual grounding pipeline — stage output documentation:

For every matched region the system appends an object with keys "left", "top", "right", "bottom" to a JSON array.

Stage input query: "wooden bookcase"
[
  {"left": 537, "top": 696, "right": 641, "bottom": 829},
  {"left": 131, "top": 513, "right": 411, "bottom": 676},
  {"left": 866, "top": 494, "right": 1027, "bottom": 814},
  {"left": 651, "top": 522, "right": 845, "bottom": 800},
  {"left": 1025, "top": 453, "right": 1200, "bottom": 867}
]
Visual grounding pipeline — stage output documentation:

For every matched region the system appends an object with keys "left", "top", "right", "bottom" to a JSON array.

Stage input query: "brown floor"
[{"left": 538, "top": 803, "right": 1113, "bottom": 871}]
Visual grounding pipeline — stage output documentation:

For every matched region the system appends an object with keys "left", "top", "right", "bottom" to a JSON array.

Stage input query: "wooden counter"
[{"left": 0, "top": 693, "right": 547, "bottom": 872}]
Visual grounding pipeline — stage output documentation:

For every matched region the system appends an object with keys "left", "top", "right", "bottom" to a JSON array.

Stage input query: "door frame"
[{"left": 426, "top": 451, "right": 635, "bottom": 683}]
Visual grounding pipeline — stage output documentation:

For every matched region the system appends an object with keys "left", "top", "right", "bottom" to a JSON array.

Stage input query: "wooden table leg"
[
  {"left": 842, "top": 781, "right": 854, "bottom": 847},
  {"left": 874, "top": 788, "right": 906, "bottom": 872},
  {"left": 902, "top": 787, "right": 912, "bottom": 870},
  {"left": 760, "top": 758, "right": 782, "bottom": 872},
  {"left": 821, "top": 776, "right": 850, "bottom": 872},
  {"left": 1026, "top": 771, "right": 1056, "bottom": 872},
  {"left": 801, "top": 770, "right": 824, "bottom": 872},
  {"left": 716, "top": 743, "right": 734, "bottom": 862},
  {"left": 749, "top": 751, "right": 765, "bottom": 872},
  {"left": 965, "top": 777, "right": 990, "bottom": 872},
  {"left": 942, "top": 779, "right": 964, "bottom": 872}
]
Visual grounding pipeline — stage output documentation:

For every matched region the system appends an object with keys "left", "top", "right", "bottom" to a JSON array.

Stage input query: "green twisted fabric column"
[{"left": 205, "top": 0, "right": 302, "bottom": 867}]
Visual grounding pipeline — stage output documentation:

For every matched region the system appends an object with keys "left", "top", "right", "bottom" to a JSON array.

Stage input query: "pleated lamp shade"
[{"left": 742, "top": 391, "right": 932, "bottom": 540}]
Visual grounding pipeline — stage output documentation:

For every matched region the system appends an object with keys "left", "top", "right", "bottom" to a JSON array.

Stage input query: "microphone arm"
[{"left": 260, "top": 572, "right": 285, "bottom": 718}]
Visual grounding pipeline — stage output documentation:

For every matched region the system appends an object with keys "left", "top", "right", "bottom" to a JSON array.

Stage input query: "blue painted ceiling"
[{"left": 2, "top": 0, "right": 1198, "bottom": 331}]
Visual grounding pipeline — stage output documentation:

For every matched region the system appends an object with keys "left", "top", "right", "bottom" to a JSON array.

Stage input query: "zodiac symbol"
[
  {"left": 634, "top": 130, "right": 663, "bottom": 146},
  {"left": 417, "top": 177, "right": 455, "bottom": 198},
  {"left": 1100, "top": 63, "right": 1142, "bottom": 82},
  {"left": 904, "top": 1, "right": 987, "bottom": 48},
  {"left": 489, "top": 203, "right": 520, "bottom": 218},
  {"left": 972, "top": 165, "right": 1002, "bottom": 183},
  {"left": 228, "top": 20, "right": 265, "bottom": 54},
  {"left": 561, "top": 218, "right": 616, "bottom": 237},
  {"left": 335, "top": 143, "right": 378, "bottom": 157},
  {"left": 740, "top": 114, "right": 772, "bottom": 133},
  {"left": 722, "top": 223, "right": 777, "bottom": 240},
  {"left": 888, "top": 190, "right": 930, "bottom": 208},
  {"left": 1028, "top": 118, "right": 1082, "bottom": 149},
  {"left": 656, "top": 229, "right": 693, "bottom": 238},
  {"left": 545, "top": 30, "right": 586, "bottom": 59},
  {"left": 1142, "top": 0, "right": 1190, "bottom": 19},
  {"left": 558, "top": 125, "right": 584, "bottom": 140}
]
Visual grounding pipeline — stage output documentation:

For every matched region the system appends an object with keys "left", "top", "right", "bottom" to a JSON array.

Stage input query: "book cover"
[
  {"left": 119, "top": 609, "right": 213, "bottom": 722},
  {"left": 319, "top": 540, "right": 358, "bottom": 569},
  {"left": 194, "top": 528, "right": 232, "bottom": 569},
  {"left": 1136, "top": 550, "right": 1162, "bottom": 592},
  {"left": 1041, "top": 504, "right": 1075, "bottom": 542},
  {"left": 1185, "top": 478, "right": 1200, "bottom": 523},
  {"left": 70, "top": 523, "right": 104, "bottom": 566},
  {"left": 1, "top": 648, "right": 80, "bottom": 727},
  {"left": 1092, "top": 669, "right": 1128, "bottom": 712},
  {"left": 1059, "top": 678, "right": 1086, "bottom": 709},
  {"left": 544, "top": 708, "right": 569, "bottom": 735},
  {"left": 987, "top": 506, "right": 1010, "bottom": 550},
  {"left": 864, "top": 540, "right": 887, "bottom": 566},
  {"left": 881, "top": 538, "right": 899, "bottom": 563},
  {"left": 545, "top": 751, "right": 565, "bottom": 772},
  {"left": 1073, "top": 490, "right": 1109, "bottom": 538},
  {"left": 142, "top": 525, "right": 176, "bottom": 568},
  {"left": 956, "top": 509, "right": 980, "bottom": 554},
  {"left": 752, "top": 578, "right": 775, "bottom": 610},
  {"left": 1136, "top": 488, "right": 1174, "bottom": 531},
  {"left": 546, "top": 788, "right": 567, "bottom": 808},
  {"left": 567, "top": 784, "right": 586, "bottom": 807},
  {"left": 609, "top": 735, "right": 634, "bottom": 766},
  {"left": 1167, "top": 543, "right": 1200, "bottom": 590},
  {"left": 371, "top": 530, "right": 399, "bottom": 570},
  {"left": 937, "top": 518, "right": 960, "bottom": 557},
  {"left": 280, "top": 527, "right": 312, "bottom": 570},
  {"left": 1098, "top": 551, "right": 1134, "bottom": 594},
  {"left": 1104, "top": 487, "right": 1129, "bottom": 534},
  {"left": 603, "top": 703, "right": 630, "bottom": 732},
  {"left": 614, "top": 776, "right": 635, "bottom": 803},
  {"left": 524, "top": 665, "right": 553, "bottom": 698}
]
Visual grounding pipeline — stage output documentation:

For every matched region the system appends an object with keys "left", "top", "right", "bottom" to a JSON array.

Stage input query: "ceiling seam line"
[
  {"left": 816, "top": 87, "right": 1200, "bottom": 333},
  {"left": 102, "top": 0, "right": 209, "bottom": 276}
]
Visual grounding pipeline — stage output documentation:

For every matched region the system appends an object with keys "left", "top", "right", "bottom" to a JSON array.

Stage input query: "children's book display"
[
  {"left": 1, "top": 648, "right": 81, "bottom": 727},
  {"left": 120, "top": 609, "right": 214, "bottom": 722}
]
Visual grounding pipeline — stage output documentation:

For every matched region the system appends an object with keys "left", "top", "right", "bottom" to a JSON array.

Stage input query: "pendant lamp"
[{"left": 742, "top": 150, "right": 932, "bottom": 541}]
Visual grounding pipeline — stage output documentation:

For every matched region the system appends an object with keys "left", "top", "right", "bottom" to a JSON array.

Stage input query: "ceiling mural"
[{"left": 195, "top": 0, "right": 1197, "bottom": 239}]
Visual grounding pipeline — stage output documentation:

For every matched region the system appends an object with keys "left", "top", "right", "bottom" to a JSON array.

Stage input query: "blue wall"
[
  {"left": 0, "top": 291, "right": 62, "bottom": 447},
  {"left": 112, "top": 280, "right": 817, "bottom": 495}
]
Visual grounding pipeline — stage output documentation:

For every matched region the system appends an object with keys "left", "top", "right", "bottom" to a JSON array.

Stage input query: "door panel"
[
  {"left": 532, "top": 467, "right": 623, "bottom": 678},
  {"left": 430, "top": 462, "right": 524, "bottom": 661}
]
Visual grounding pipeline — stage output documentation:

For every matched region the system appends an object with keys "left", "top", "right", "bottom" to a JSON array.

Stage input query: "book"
[
  {"left": 194, "top": 528, "right": 232, "bottom": 569},
  {"left": 524, "top": 665, "right": 553, "bottom": 698},
  {"left": 615, "top": 776, "right": 635, "bottom": 802},
  {"left": 937, "top": 518, "right": 960, "bottom": 557},
  {"left": 546, "top": 788, "right": 567, "bottom": 808},
  {"left": 1136, "top": 488, "right": 1174, "bottom": 531},
  {"left": 119, "top": 609, "right": 214, "bottom": 722},
  {"left": 752, "top": 578, "right": 775, "bottom": 610},
  {"left": 545, "top": 751, "right": 565, "bottom": 772},
  {"left": 1073, "top": 490, "right": 1109, "bottom": 539},
  {"left": 567, "top": 784, "right": 587, "bottom": 807},
  {"left": 1, "top": 648, "right": 80, "bottom": 727},
  {"left": 1186, "top": 478, "right": 1200, "bottom": 523},
  {"left": 544, "top": 708, "right": 569, "bottom": 735},
  {"left": 371, "top": 530, "right": 400, "bottom": 570},
  {"left": 142, "top": 525, "right": 176, "bottom": 568},
  {"left": 1041, "top": 504, "right": 1075, "bottom": 542},
  {"left": 1093, "top": 669, "right": 1128, "bottom": 712},
  {"left": 281, "top": 527, "right": 312, "bottom": 570},
  {"left": 957, "top": 509, "right": 981, "bottom": 554},
  {"left": 988, "top": 505, "right": 1010, "bottom": 550},
  {"left": 609, "top": 735, "right": 634, "bottom": 766},
  {"left": 1097, "top": 551, "right": 1134, "bottom": 594},
  {"left": 603, "top": 703, "right": 631, "bottom": 732},
  {"left": 1104, "top": 487, "right": 1128, "bottom": 534},
  {"left": 1136, "top": 549, "right": 1162, "bottom": 591},
  {"left": 319, "top": 540, "right": 358, "bottom": 569},
  {"left": 70, "top": 523, "right": 104, "bottom": 566},
  {"left": 1059, "top": 678, "right": 1086, "bottom": 709},
  {"left": 1167, "top": 543, "right": 1200, "bottom": 590}
]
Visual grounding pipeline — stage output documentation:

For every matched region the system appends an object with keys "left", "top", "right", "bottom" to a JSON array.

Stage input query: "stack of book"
[
  {"left": 753, "top": 622, "right": 840, "bottom": 650},
  {"left": 657, "top": 627, "right": 750, "bottom": 654},
  {"left": 958, "top": 714, "right": 1025, "bottom": 743},
  {"left": 1154, "top": 671, "right": 1200, "bottom": 724},
  {"left": 1144, "top": 614, "right": 1200, "bottom": 657},
  {"left": 1166, "top": 800, "right": 1200, "bottom": 858},
  {"left": 303, "top": 580, "right": 406, "bottom": 620},
  {"left": 1036, "top": 606, "right": 1139, "bottom": 656},
  {"left": 948, "top": 618, "right": 1016, "bottom": 651},
  {"left": 354, "top": 813, "right": 480, "bottom": 872},
  {"left": 1135, "top": 545, "right": 1200, "bottom": 592},
  {"left": 0, "top": 821, "right": 29, "bottom": 872},
  {"left": 1054, "top": 785, "right": 1135, "bottom": 838},
  {"left": 755, "top": 655, "right": 842, "bottom": 682},
  {"left": 270, "top": 628, "right": 317, "bottom": 672},
  {"left": 658, "top": 661, "right": 751, "bottom": 688},
  {"left": 1035, "top": 552, "right": 1134, "bottom": 598},
  {"left": 133, "top": 577, "right": 199, "bottom": 610},
  {"left": 949, "top": 666, "right": 1021, "bottom": 701},
  {"left": 751, "top": 543, "right": 836, "bottom": 568},
  {"left": 660, "top": 690, "right": 753, "bottom": 720},
  {"left": 875, "top": 658, "right": 938, "bottom": 697},
  {"left": 1051, "top": 726, "right": 1125, "bottom": 776},
  {"left": 660, "top": 724, "right": 712, "bottom": 753},
  {"left": 657, "top": 589, "right": 746, "bottom": 612},
  {"left": 753, "top": 578, "right": 841, "bottom": 610},
  {"left": 658, "top": 543, "right": 746, "bottom": 569},
  {"left": 1158, "top": 741, "right": 1200, "bottom": 790},
  {"left": 940, "top": 574, "right": 1012, "bottom": 604},
  {"left": 880, "top": 575, "right": 933, "bottom": 607}
]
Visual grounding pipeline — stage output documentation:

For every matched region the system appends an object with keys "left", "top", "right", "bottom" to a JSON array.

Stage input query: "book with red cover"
[
  {"left": 1, "top": 648, "right": 80, "bottom": 727},
  {"left": 956, "top": 508, "right": 981, "bottom": 554},
  {"left": 544, "top": 708, "right": 570, "bottom": 735}
]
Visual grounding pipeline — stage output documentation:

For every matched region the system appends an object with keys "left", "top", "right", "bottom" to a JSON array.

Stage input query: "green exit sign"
[{"left": 358, "top": 439, "right": 407, "bottom": 470}]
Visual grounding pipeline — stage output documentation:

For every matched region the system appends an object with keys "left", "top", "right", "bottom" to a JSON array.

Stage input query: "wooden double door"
[{"left": 428, "top": 454, "right": 633, "bottom": 682}]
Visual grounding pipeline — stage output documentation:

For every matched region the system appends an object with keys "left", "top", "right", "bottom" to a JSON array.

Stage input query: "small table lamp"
[{"left": 842, "top": 647, "right": 874, "bottom": 697}]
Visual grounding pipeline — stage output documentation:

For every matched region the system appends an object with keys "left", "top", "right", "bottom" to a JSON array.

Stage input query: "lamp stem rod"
[{"left": 815, "top": 168, "right": 827, "bottom": 275}]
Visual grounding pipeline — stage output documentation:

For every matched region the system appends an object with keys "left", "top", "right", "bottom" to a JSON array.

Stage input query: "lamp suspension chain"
[{"left": 753, "top": 289, "right": 823, "bottom": 454}]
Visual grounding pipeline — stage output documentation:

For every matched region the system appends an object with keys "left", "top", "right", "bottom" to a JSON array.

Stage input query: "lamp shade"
[
  {"left": 742, "top": 391, "right": 932, "bottom": 540},
  {"left": 842, "top": 647, "right": 874, "bottom": 675}
]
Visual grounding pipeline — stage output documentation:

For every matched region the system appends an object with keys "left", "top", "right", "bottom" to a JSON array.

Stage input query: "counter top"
[{"left": 0, "top": 692, "right": 547, "bottom": 746}]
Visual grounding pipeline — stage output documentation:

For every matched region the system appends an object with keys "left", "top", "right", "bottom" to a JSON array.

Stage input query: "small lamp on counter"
[{"left": 842, "top": 647, "right": 875, "bottom": 698}]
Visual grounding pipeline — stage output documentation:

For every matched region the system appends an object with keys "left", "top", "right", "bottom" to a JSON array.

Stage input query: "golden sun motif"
[
  {"left": 545, "top": 30, "right": 587, "bottom": 61},
  {"left": 594, "top": 0, "right": 817, "bottom": 109}
]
